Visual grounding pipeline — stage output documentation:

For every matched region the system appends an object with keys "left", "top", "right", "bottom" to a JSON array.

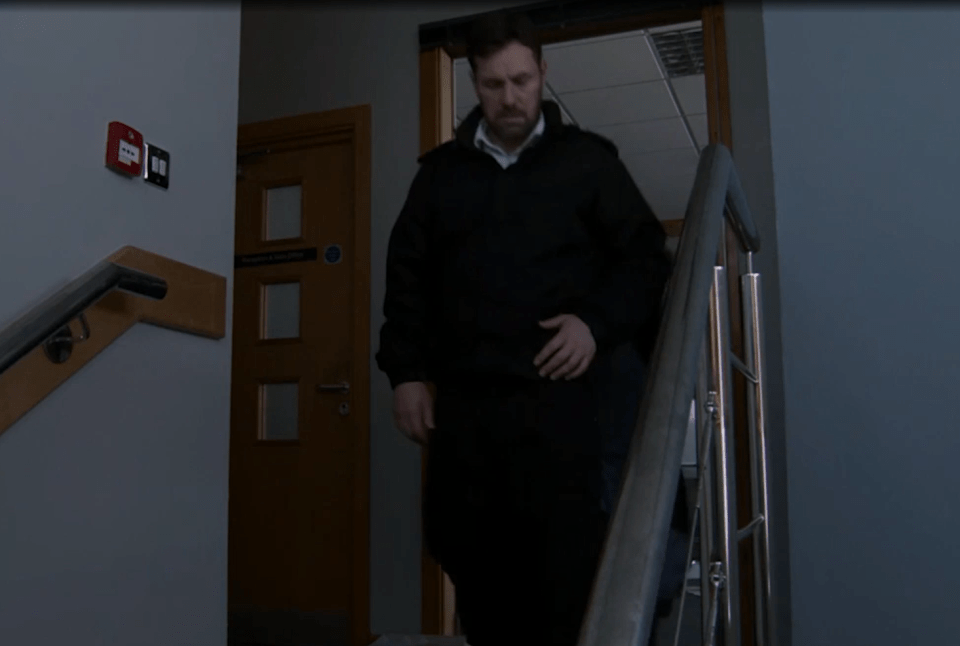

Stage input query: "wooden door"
[{"left": 228, "top": 107, "right": 371, "bottom": 646}]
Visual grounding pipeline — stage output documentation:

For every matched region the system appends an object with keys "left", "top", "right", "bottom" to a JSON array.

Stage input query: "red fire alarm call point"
[{"left": 105, "top": 121, "right": 143, "bottom": 176}]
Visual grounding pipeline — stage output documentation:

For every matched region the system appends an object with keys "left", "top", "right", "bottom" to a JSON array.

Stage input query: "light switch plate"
[{"left": 143, "top": 143, "right": 170, "bottom": 189}]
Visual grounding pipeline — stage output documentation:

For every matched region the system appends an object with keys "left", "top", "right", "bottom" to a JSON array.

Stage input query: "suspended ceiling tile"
[
  {"left": 591, "top": 117, "right": 691, "bottom": 156},
  {"left": 687, "top": 113, "right": 709, "bottom": 149},
  {"left": 623, "top": 147, "right": 700, "bottom": 179},
  {"left": 671, "top": 74, "right": 707, "bottom": 115},
  {"left": 648, "top": 20, "right": 703, "bottom": 35},
  {"left": 633, "top": 169, "right": 699, "bottom": 204},
  {"left": 558, "top": 81, "right": 677, "bottom": 128},
  {"left": 649, "top": 195, "right": 689, "bottom": 222},
  {"left": 635, "top": 180, "right": 691, "bottom": 221},
  {"left": 454, "top": 59, "right": 475, "bottom": 116},
  {"left": 631, "top": 170, "right": 698, "bottom": 221},
  {"left": 543, "top": 28, "right": 647, "bottom": 50},
  {"left": 541, "top": 34, "right": 662, "bottom": 94}
]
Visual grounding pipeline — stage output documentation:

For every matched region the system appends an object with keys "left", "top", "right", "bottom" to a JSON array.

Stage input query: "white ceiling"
[{"left": 453, "top": 20, "right": 706, "bottom": 223}]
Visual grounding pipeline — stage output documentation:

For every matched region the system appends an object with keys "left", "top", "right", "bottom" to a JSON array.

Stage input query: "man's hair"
[{"left": 465, "top": 11, "right": 542, "bottom": 72}]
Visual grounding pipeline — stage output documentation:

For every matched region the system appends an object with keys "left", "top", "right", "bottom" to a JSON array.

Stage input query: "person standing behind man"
[{"left": 376, "top": 11, "right": 672, "bottom": 646}]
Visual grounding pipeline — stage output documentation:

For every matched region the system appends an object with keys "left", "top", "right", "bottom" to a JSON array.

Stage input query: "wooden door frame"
[
  {"left": 235, "top": 105, "right": 373, "bottom": 646},
  {"left": 417, "top": 4, "right": 757, "bottom": 643},
  {"left": 417, "top": 47, "right": 456, "bottom": 638}
]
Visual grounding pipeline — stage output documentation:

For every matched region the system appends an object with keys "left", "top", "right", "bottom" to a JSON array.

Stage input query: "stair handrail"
[
  {"left": 578, "top": 143, "right": 760, "bottom": 646},
  {"left": 0, "top": 261, "right": 168, "bottom": 375}
]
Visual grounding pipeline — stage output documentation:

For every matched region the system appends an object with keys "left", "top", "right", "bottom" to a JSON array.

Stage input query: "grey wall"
[
  {"left": 760, "top": 6, "right": 960, "bottom": 645},
  {"left": 238, "top": 2, "right": 527, "bottom": 634},
  {"left": 0, "top": 7, "right": 240, "bottom": 646}
]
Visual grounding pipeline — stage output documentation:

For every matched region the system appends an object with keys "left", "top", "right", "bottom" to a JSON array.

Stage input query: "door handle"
[{"left": 316, "top": 381, "right": 350, "bottom": 394}]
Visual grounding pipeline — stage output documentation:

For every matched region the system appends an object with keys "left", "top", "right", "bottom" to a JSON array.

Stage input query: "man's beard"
[
  {"left": 488, "top": 92, "right": 542, "bottom": 148},
  {"left": 490, "top": 112, "right": 538, "bottom": 147}
]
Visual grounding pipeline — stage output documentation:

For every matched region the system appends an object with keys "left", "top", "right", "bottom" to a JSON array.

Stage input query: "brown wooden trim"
[
  {"left": 442, "top": 8, "right": 703, "bottom": 58},
  {"left": 429, "top": 4, "right": 706, "bottom": 57},
  {"left": 702, "top": 6, "right": 733, "bottom": 150},
  {"left": 420, "top": 49, "right": 455, "bottom": 154},
  {"left": 238, "top": 106, "right": 365, "bottom": 153},
  {"left": 0, "top": 246, "right": 227, "bottom": 437},
  {"left": 350, "top": 106, "right": 374, "bottom": 646},
  {"left": 238, "top": 105, "right": 374, "bottom": 646},
  {"left": 662, "top": 218, "right": 685, "bottom": 238},
  {"left": 112, "top": 246, "right": 227, "bottom": 338},
  {"left": 418, "top": 45, "right": 455, "bottom": 638},
  {"left": 543, "top": 8, "right": 702, "bottom": 46},
  {"left": 441, "top": 572, "right": 457, "bottom": 635}
]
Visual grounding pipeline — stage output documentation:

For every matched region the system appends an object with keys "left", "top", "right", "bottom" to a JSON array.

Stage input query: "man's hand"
[
  {"left": 393, "top": 381, "right": 435, "bottom": 445},
  {"left": 534, "top": 314, "right": 597, "bottom": 380}
]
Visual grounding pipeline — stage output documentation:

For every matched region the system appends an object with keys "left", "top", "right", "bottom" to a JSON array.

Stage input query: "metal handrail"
[
  {"left": 578, "top": 144, "right": 759, "bottom": 646},
  {"left": 0, "top": 261, "right": 168, "bottom": 375}
]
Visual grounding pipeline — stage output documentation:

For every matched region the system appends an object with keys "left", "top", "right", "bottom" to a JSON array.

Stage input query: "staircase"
[{"left": 379, "top": 143, "right": 779, "bottom": 646}]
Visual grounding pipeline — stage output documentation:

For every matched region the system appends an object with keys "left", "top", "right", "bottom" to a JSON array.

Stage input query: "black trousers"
[{"left": 423, "top": 375, "right": 609, "bottom": 646}]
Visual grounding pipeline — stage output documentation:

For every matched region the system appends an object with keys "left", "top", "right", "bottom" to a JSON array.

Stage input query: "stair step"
[{"left": 371, "top": 636, "right": 466, "bottom": 646}]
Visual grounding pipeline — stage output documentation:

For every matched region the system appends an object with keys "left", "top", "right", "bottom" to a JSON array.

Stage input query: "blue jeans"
[
  {"left": 595, "top": 343, "right": 689, "bottom": 611},
  {"left": 596, "top": 342, "right": 646, "bottom": 515}
]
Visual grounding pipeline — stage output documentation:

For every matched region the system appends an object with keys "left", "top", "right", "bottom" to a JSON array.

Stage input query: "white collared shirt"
[{"left": 474, "top": 111, "right": 546, "bottom": 169}]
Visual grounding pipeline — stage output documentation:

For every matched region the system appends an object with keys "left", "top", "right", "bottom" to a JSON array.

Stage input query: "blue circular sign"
[{"left": 324, "top": 244, "right": 342, "bottom": 264}]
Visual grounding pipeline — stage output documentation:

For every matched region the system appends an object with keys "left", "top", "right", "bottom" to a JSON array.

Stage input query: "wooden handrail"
[{"left": 0, "top": 246, "right": 227, "bottom": 436}]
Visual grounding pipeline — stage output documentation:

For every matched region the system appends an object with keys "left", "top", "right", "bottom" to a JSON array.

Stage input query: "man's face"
[{"left": 472, "top": 41, "right": 547, "bottom": 149}]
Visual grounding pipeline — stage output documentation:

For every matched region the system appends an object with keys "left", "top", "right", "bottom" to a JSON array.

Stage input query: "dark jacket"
[{"left": 376, "top": 101, "right": 671, "bottom": 388}]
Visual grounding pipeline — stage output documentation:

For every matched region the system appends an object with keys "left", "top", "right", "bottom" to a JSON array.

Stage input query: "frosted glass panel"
[
  {"left": 263, "top": 282, "right": 300, "bottom": 339},
  {"left": 265, "top": 185, "right": 301, "bottom": 240},
  {"left": 261, "top": 382, "right": 299, "bottom": 441}
]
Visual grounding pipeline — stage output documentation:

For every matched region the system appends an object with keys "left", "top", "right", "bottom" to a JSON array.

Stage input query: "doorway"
[
  {"left": 227, "top": 106, "right": 372, "bottom": 646},
  {"left": 418, "top": 4, "right": 753, "bottom": 645}
]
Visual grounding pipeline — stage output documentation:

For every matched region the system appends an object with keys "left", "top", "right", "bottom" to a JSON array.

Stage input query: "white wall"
[
  {"left": 0, "top": 7, "right": 240, "bottom": 645},
  {"left": 761, "top": 6, "right": 960, "bottom": 645},
  {"left": 238, "top": 2, "right": 528, "bottom": 633}
]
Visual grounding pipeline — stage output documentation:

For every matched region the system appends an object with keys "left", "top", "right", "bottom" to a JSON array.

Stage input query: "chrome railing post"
[
  {"left": 697, "top": 340, "right": 716, "bottom": 646},
  {"left": 709, "top": 264, "right": 741, "bottom": 646},
  {"left": 672, "top": 343, "right": 718, "bottom": 646},
  {"left": 741, "top": 255, "right": 775, "bottom": 646},
  {"left": 575, "top": 145, "right": 772, "bottom": 646}
]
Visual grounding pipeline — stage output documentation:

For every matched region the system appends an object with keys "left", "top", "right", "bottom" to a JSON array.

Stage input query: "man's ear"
[{"left": 540, "top": 57, "right": 548, "bottom": 77}]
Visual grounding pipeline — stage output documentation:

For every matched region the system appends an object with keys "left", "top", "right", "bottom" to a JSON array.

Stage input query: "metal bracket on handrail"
[
  {"left": 706, "top": 562, "right": 727, "bottom": 646},
  {"left": 42, "top": 312, "right": 91, "bottom": 364},
  {"left": 0, "top": 261, "right": 167, "bottom": 376}
]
